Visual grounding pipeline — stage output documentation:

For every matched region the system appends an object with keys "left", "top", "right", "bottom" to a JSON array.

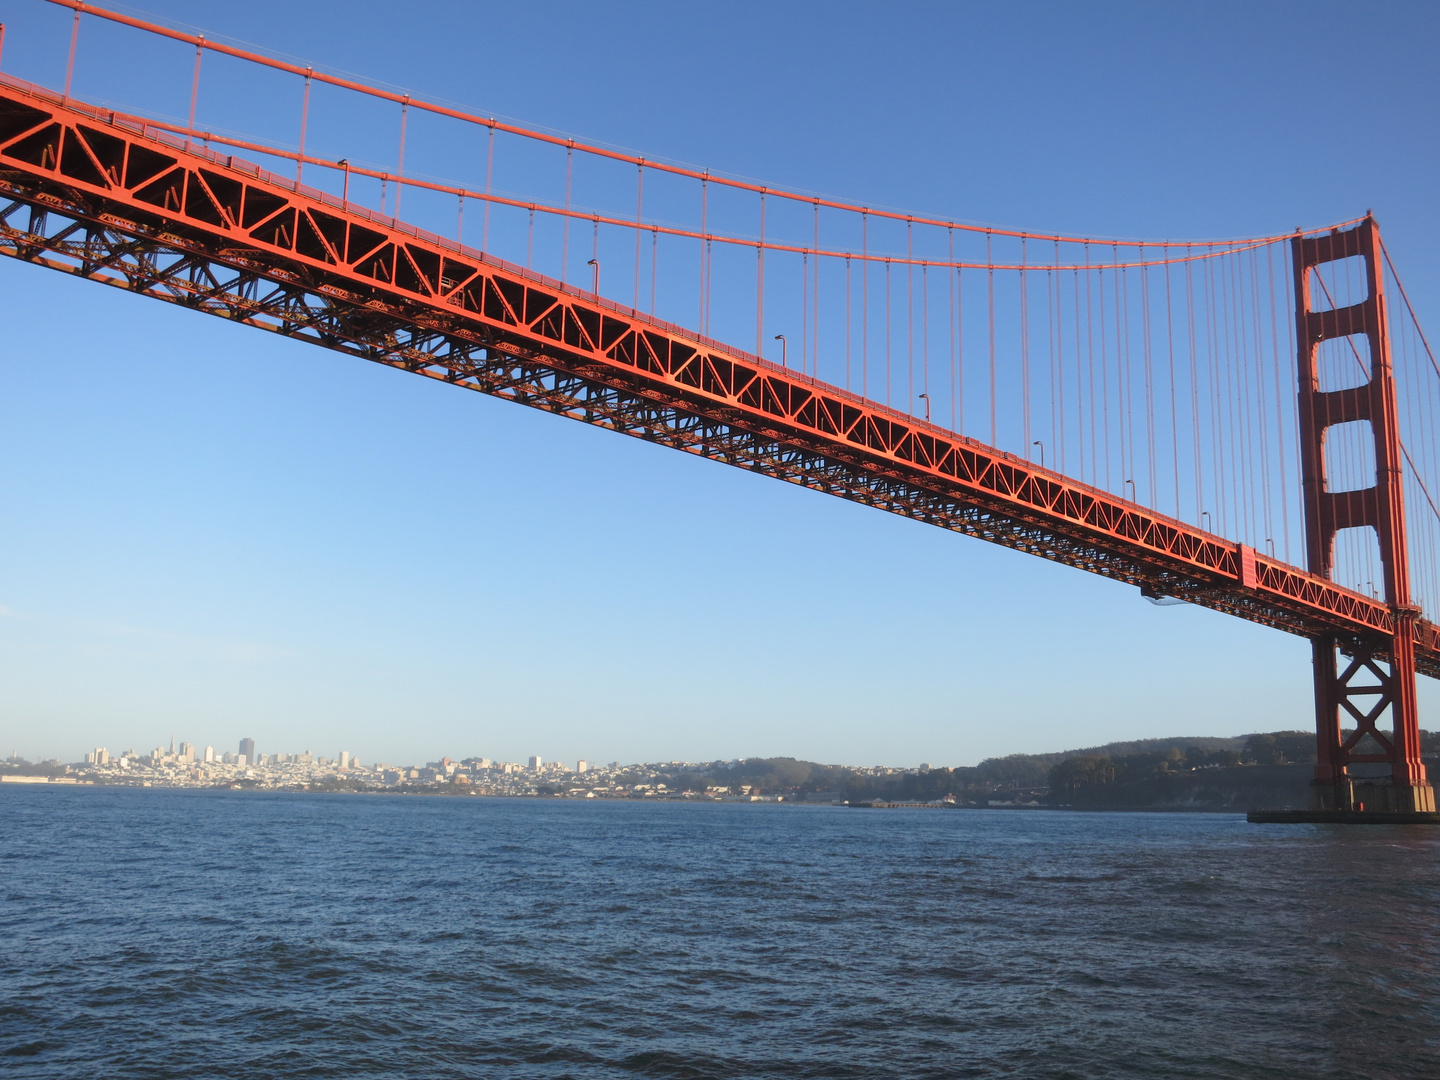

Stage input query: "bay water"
[{"left": 2, "top": 787, "right": 1438, "bottom": 1078}]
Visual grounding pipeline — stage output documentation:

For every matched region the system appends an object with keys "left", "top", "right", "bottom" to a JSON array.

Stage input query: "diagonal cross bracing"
[{"left": 0, "top": 77, "right": 1435, "bottom": 677}]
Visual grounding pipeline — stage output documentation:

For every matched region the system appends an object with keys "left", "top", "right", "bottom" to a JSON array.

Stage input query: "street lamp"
[
  {"left": 774, "top": 334, "right": 787, "bottom": 367},
  {"left": 1201, "top": 510, "right": 1212, "bottom": 530},
  {"left": 1032, "top": 439, "right": 1045, "bottom": 468},
  {"left": 339, "top": 159, "right": 350, "bottom": 206},
  {"left": 918, "top": 392, "right": 930, "bottom": 422},
  {"left": 1124, "top": 478, "right": 1136, "bottom": 501},
  {"left": 587, "top": 258, "right": 599, "bottom": 295}
]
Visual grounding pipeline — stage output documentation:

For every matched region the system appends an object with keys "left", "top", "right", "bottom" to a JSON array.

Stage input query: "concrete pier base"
[
  {"left": 1249, "top": 779, "right": 1439, "bottom": 823},
  {"left": 1310, "top": 779, "right": 1437, "bottom": 814},
  {"left": 1248, "top": 808, "right": 1440, "bottom": 824}
]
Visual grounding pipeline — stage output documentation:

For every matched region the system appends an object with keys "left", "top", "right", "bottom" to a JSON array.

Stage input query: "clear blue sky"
[{"left": 1, "top": 0, "right": 1437, "bottom": 767}]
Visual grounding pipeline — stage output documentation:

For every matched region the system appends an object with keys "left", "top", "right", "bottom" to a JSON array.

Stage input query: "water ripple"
[{"left": 2, "top": 788, "right": 1439, "bottom": 1078}]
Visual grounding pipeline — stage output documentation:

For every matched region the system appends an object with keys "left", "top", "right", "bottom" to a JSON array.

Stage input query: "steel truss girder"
[{"left": 0, "top": 78, "right": 1435, "bottom": 677}]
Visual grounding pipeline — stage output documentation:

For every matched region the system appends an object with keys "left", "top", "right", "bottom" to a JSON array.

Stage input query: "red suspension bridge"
[{"left": 3, "top": 1, "right": 1440, "bottom": 815}]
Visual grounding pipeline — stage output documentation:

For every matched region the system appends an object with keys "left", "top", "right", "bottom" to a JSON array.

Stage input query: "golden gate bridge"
[{"left": 3, "top": 0, "right": 1440, "bottom": 818}]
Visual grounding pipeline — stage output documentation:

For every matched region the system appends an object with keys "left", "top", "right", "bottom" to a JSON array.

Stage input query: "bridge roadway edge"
[{"left": 0, "top": 78, "right": 1434, "bottom": 678}]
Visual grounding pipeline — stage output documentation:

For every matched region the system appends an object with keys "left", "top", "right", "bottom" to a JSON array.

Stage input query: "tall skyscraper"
[
  {"left": 338, "top": 751, "right": 351, "bottom": 770},
  {"left": 576, "top": 760, "right": 588, "bottom": 774},
  {"left": 239, "top": 738, "right": 256, "bottom": 765},
  {"left": 178, "top": 742, "right": 195, "bottom": 763},
  {"left": 528, "top": 755, "right": 542, "bottom": 771},
  {"left": 203, "top": 745, "right": 216, "bottom": 763}
]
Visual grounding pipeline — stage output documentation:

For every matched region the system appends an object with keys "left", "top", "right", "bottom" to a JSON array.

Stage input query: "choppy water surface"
[{"left": 2, "top": 789, "right": 1438, "bottom": 1078}]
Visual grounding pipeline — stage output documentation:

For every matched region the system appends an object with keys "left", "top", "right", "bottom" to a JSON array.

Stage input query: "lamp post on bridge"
[
  {"left": 587, "top": 259, "right": 599, "bottom": 296},
  {"left": 918, "top": 392, "right": 930, "bottom": 423},
  {"left": 1032, "top": 440, "right": 1044, "bottom": 468},
  {"left": 774, "top": 334, "right": 787, "bottom": 368}
]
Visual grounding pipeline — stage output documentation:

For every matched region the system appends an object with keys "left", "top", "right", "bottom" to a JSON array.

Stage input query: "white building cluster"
[
  {"left": 56, "top": 741, "right": 803, "bottom": 800},
  {"left": 74, "top": 735, "right": 368, "bottom": 788}
]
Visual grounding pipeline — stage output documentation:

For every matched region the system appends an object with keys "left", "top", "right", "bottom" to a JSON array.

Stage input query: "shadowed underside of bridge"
[{"left": 0, "top": 5, "right": 1436, "bottom": 815}]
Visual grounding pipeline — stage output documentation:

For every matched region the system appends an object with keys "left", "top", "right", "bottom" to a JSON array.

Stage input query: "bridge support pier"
[
  {"left": 1293, "top": 217, "right": 1433, "bottom": 816},
  {"left": 1309, "top": 633, "right": 1434, "bottom": 813}
]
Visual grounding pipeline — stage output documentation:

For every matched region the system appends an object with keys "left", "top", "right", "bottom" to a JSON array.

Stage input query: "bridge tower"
[{"left": 1292, "top": 216, "right": 1434, "bottom": 813}]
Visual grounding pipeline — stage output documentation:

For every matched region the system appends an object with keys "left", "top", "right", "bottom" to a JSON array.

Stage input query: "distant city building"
[
  {"left": 577, "top": 760, "right": 588, "bottom": 774},
  {"left": 338, "top": 751, "right": 351, "bottom": 770},
  {"left": 178, "top": 742, "right": 195, "bottom": 763},
  {"left": 528, "top": 755, "right": 542, "bottom": 771},
  {"left": 92, "top": 748, "right": 108, "bottom": 765},
  {"left": 239, "top": 738, "right": 256, "bottom": 764},
  {"left": 204, "top": 745, "right": 216, "bottom": 763}
]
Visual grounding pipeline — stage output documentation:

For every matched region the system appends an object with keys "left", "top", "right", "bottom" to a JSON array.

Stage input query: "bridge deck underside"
[{"left": 1, "top": 79, "right": 1434, "bottom": 676}]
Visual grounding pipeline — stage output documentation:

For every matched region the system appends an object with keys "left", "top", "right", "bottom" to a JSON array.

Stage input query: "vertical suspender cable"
[
  {"left": 1055, "top": 241, "right": 1065, "bottom": 475},
  {"left": 186, "top": 39, "right": 203, "bottom": 152},
  {"left": 1113, "top": 246, "right": 1128, "bottom": 492},
  {"left": 885, "top": 259, "right": 893, "bottom": 408},
  {"left": 949, "top": 229, "right": 957, "bottom": 431},
  {"left": 907, "top": 222, "right": 914, "bottom": 412},
  {"left": 987, "top": 231, "right": 996, "bottom": 445},
  {"left": 483, "top": 125, "right": 494, "bottom": 252},
  {"left": 1069, "top": 263, "right": 1081, "bottom": 481},
  {"left": 1164, "top": 247, "right": 1181, "bottom": 518},
  {"left": 1020, "top": 238, "right": 1031, "bottom": 456},
  {"left": 1228, "top": 252, "right": 1253, "bottom": 543},
  {"left": 1097, "top": 260, "right": 1110, "bottom": 490},
  {"left": 394, "top": 96, "right": 408, "bottom": 219},
  {"left": 1186, "top": 251, "right": 1203, "bottom": 523},
  {"left": 1250, "top": 246, "right": 1275, "bottom": 555},
  {"left": 757, "top": 191, "right": 766, "bottom": 358},
  {"left": 845, "top": 256, "right": 852, "bottom": 391},
  {"left": 559, "top": 143, "right": 572, "bottom": 283},
  {"left": 813, "top": 202, "right": 821, "bottom": 379},
  {"left": 957, "top": 261, "right": 965, "bottom": 434},
  {"left": 63, "top": 8, "right": 79, "bottom": 103},
  {"left": 1140, "top": 259, "right": 1157, "bottom": 508},
  {"left": 862, "top": 213, "right": 869, "bottom": 399},
  {"left": 922, "top": 263, "right": 930, "bottom": 409},
  {"left": 295, "top": 69, "right": 311, "bottom": 188},
  {"left": 1208, "top": 254, "right": 1227, "bottom": 534},
  {"left": 1082, "top": 249, "right": 1094, "bottom": 486},
  {"left": 699, "top": 176, "right": 708, "bottom": 332},
  {"left": 634, "top": 163, "right": 643, "bottom": 309}
]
